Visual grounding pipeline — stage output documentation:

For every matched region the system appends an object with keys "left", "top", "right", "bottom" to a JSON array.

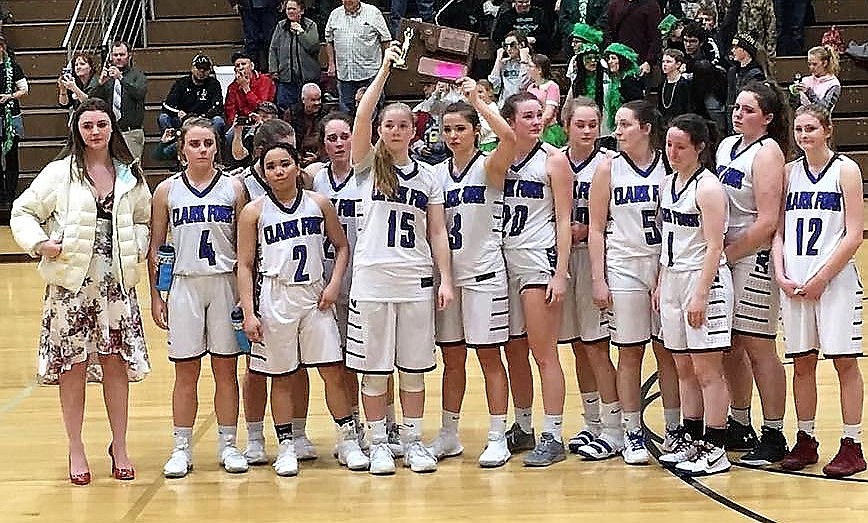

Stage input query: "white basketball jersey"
[
  {"left": 258, "top": 190, "right": 326, "bottom": 285},
  {"left": 606, "top": 151, "right": 666, "bottom": 262},
  {"left": 168, "top": 172, "right": 238, "bottom": 276},
  {"left": 503, "top": 141, "right": 556, "bottom": 251},
  {"left": 312, "top": 163, "right": 361, "bottom": 299},
  {"left": 715, "top": 135, "right": 769, "bottom": 243},
  {"left": 437, "top": 151, "right": 506, "bottom": 286},
  {"left": 566, "top": 146, "right": 607, "bottom": 249},
  {"left": 241, "top": 166, "right": 269, "bottom": 200},
  {"left": 783, "top": 154, "right": 848, "bottom": 283},
  {"left": 661, "top": 169, "right": 728, "bottom": 271},
  {"left": 351, "top": 155, "right": 445, "bottom": 301}
]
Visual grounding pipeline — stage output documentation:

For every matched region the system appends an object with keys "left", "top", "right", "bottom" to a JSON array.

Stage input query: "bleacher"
[{"left": 6, "top": 0, "right": 868, "bottom": 198}]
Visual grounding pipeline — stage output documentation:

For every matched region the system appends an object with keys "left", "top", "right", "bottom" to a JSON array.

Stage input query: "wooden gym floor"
[{"left": 0, "top": 226, "right": 866, "bottom": 522}]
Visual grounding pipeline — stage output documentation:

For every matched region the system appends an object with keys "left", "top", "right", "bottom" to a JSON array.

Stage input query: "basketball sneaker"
[
  {"left": 387, "top": 422, "right": 404, "bottom": 457},
  {"left": 622, "top": 429, "right": 650, "bottom": 465},
  {"left": 662, "top": 425, "right": 683, "bottom": 453},
  {"left": 404, "top": 440, "right": 438, "bottom": 473},
  {"left": 522, "top": 432, "right": 566, "bottom": 467},
  {"left": 427, "top": 429, "right": 464, "bottom": 459},
  {"left": 219, "top": 441, "right": 249, "bottom": 474},
  {"left": 478, "top": 432, "right": 511, "bottom": 468},
  {"left": 294, "top": 433, "right": 318, "bottom": 461},
  {"left": 658, "top": 429, "right": 698, "bottom": 467},
  {"left": 163, "top": 438, "right": 193, "bottom": 478},
  {"left": 739, "top": 426, "right": 788, "bottom": 467},
  {"left": 369, "top": 442, "right": 396, "bottom": 475},
  {"left": 675, "top": 441, "right": 731, "bottom": 476},
  {"left": 568, "top": 425, "right": 601, "bottom": 454},
  {"left": 336, "top": 423, "right": 370, "bottom": 471},
  {"left": 273, "top": 439, "right": 298, "bottom": 477},
  {"left": 505, "top": 422, "right": 536, "bottom": 453},
  {"left": 823, "top": 438, "right": 867, "bottom": 478},
  {"left": 576, "top": 432, "right": 624, "bottom": 460},
  {"left": 780, "top": 431, "right": 819, "bottom": 471},
  {"left": 725, "top": 416, "right": 758, "bottom": 451},
  {"left": 244, "top": 438, "right": 269, "bottom": 465}
]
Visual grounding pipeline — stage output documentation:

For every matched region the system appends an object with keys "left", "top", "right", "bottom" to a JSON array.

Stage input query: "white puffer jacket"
[{"left": 10, "top": 156, "right": 152, "bottom": 292}]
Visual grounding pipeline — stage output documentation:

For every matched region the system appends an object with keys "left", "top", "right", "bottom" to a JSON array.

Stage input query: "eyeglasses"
[
  {"left": 503, "top": 42, "right": 518, "bottom": 49},
  {"left": 325, "top": 132, "right": 351, "bottom": 142}
]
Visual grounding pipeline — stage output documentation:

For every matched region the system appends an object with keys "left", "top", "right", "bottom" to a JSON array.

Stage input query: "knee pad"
[
  {"left": 398, "top": 371, "right": 425, "bottom": 393},
  {"left": 360, "top": 374, "right": 389, "bottom": 397}
]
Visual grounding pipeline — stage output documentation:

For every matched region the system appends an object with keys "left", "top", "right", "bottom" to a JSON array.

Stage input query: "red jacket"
[{"left": 224, "top": 71, "right": 276, "bottom": 124}]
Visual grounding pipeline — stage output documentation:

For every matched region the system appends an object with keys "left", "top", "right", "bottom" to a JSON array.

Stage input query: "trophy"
[{"left": 393, "top": 26, "right": 415, "bottom": 70}]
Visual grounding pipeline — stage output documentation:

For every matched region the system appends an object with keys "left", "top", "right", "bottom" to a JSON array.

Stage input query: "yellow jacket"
[{"left": 10, "top": 156, "right": 151, "bottom": 292}]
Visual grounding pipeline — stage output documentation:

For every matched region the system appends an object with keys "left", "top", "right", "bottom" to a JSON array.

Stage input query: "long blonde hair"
[
  {"left": 808, "top": 45, "right": 840, "bottom": 76},
  {"left": 373, "top": 103, "right": 414, "bottom": 199}
]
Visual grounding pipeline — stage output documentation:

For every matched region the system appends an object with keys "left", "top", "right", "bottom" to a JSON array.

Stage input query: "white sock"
[
  {"left": 173, "top": 426, "right": 193, "bottom": 446},
  {"left": 385, "top": 403, "right": 397, "bottom": 424},
  {"left": 731, "top": 406, "right": 751, "bottom": 426},
  {"left": 369, "top": 418, "right": 388, "bottom": 444},
  {"left": 664, "top": 408, "right": 681, "bottom": 431},
  {"left": 543, "top": 414, "right": 564, "bottom": 442},
  {"left": 490, "top": 414, "right": 508, "bottom": 435},
  {"left": 581, "top": 392, "right": 601, "bottom": 425},
  {"left": 292, "top": 418, "right": 307, "bottom": 437},
  {"left": 843, "top": 424, "right": 862, "bottom": 443},
  {"left": 763, "top": 418, "right": 784, "bottom": 431},
  {"left": 601, "top": 401, "right": 622, "bottom": 438},
  {"left": 797, "top": 419, "right": 816, "bottom": 437},
  {"left": 442, "top": 410, "right": 460, "bottom": 434},
  {"left": 623, "top": 411, "right": 642, "bottom": 433},
  {"left": 247, "top": 421, "right": 264, "bottom": 442},
  {"left": 403, "top": 417, "right": 424, "bottom": 442},
  {"left": 218, "top": 425, "right": 237, "bottom": 449},
  {"left": 515, "top": 407, "right": 533, "bottom": 433}
]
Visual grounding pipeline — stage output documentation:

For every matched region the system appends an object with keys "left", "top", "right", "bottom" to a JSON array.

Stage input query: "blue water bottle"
[
  {"left": 155, "top": 244, "right": 175, "bottom": 292},
  {"left": 231, "top": 306, "right": 251, "bottom": 354}
]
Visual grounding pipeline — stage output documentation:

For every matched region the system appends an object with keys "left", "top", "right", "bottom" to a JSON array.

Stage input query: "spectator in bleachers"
[
  {"left": 565, "top": 23, "right": 603, "bottom": 91},
  {"left": 696, "top": 5, "right": 722, "bottom": 53},
  {"left": 659, "top": 14, "right": 685, "bottom": 54},
  {"left": 774, "top": 0, "right": 809, "bottom": 56},
  {"left": 488, "top": 30, "right": 531, "bottom": 108},
  {"left": 232, "top": 100, "right": 282, "bottom": 163},
  {"left": 229, "top": 0, "right": 281, "bottom": 70},
  {"left": 602, "top": 43, "right": 644, "bottom": 131},
  {"left": 681, "top": 22, "right": 727, "bottom": 134},
  {"left": 792, "top": 45, "right": 842, "bottom": 114},
  {"left": 285, "top": 83, "right": 327, "bottom": 166},
  {"left": 557, "top": 0, "right": 608, "bottom": 55},
  {"left": 566, "top": 43, "right": 604, "bottom": 113},
  {"left": 325, "top": 0, "right": 392, "bottom": 115},
  {"left": 57, "top": 52, "right": 98, "bottom": 112},
  {"left": 527, "top": 53, "right": 566, "bottom": 147},
  {"left": 435, "top": 0, "right": 486, "bottom": 33},
  {"left": 91, "top": 40, "right": 148, "bottom": 161},
  {"left": 0, "top": 33, "right": 26, "bottom": 206},
  {"left": 269, "top": 0, "right": 322, "bottom": 113},
  {"left": 491, "top": 0, "right": 555, "bottom": 56},
  {"left": 411, "top": 80, "right": 463, "bottom": 164},
  {"left": 726, "top": 34, "right": 767, "bottom": 130},
  {"left": 606, "top": 0, "right": 662, "bottom": 79},
  {"left": 719, "top": 0, "right": 776, "bottom": 61},
  {"left": 658, "top": 48, "right": 693, "bottom": 124},
  {"left": 475, "top": 78, "right": 501, "bottom": 151},
  {"left": 159, "top": 54, "right": 225, "bottom": 137},
  {"left": 658, "top": 0, "right": 684, "bottom": 18},
  {"left": 225, "top": 50, "right": 276, "bottom": 149},
  {"left": 389, "top": 0, "right": 435, "bottom": 37}
]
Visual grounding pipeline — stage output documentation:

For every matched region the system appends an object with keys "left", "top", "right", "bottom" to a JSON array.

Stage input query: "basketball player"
[
  {"left": 583, "top": 101, "right": 681, "bottom": 465},
  {"left": 557, "top": 97, "right": 610, "bottom": 453},
  {"left": 717, "top": 81, "right": 791, "bottom": 465},
  {"left": 426, "top": 77, "right": 516, "bottom": 468},
  {"left": 773, "top": 105, "right": 865, "bottom": 478},
  {"left": 347, "top": 43, "right": 454, "bottom": 475},
  {"left": 656, "top": 114, "right": 734, "bottom": 476},
  {"left": 237, "top": 143, "right": 369, "bottom": 476},
  {"left": 149, "top": 118, "right": 250, "bottom": 478},
  {"left": 499, "top": 92, "right": 573, "bottom": 467}
]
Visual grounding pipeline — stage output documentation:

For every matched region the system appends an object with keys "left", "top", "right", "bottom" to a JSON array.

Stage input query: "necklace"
[{"left": 661, "top": 79, "right": 678, "bottom": 110}]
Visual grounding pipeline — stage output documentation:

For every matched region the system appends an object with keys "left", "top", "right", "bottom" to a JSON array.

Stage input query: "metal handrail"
[{"left": 61, "top": 0, "right": 149, "bottom": 68}]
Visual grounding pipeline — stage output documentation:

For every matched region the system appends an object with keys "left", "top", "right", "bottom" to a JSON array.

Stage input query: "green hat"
[
  {"left": 576, "top": 43, "right": 600, "bottom": 57},
  {"left": 658, "top": 14, "right": 679, "bottom": 37},
  {"left": 570, "top": 23, "right": 604, "bottom": 46},
  {"left": 604, "top": 42, "right": 640, "bottom": 76}
]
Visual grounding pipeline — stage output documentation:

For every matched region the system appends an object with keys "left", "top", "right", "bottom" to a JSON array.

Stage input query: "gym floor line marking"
[{"left": 0, "top": 381, "right": 36, "bottom": 423}]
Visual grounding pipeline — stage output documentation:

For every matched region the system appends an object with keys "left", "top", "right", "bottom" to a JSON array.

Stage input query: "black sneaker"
[
  {"left": 505, "top": 422, "right": 536, "bottom": 453},
  {"left": 725, "top": 416, "right": 758, "bottom": 451},
  {"left": 739, "top": 426, "right": 788, "bottom": 467}
]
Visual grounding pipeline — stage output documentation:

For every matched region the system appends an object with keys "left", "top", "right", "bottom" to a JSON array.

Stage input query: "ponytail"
[
  {"left": 372, "top": 138, "right": 399, "bottom": 199},
  {"left": 669, "top": 113, "right": 721, "bottom": 172},
  {"left": 741, "top": 80, "right": 793, "bottom": 159},
  {"left": 809, "top": 45, "right": 840, "bottom": 76}
]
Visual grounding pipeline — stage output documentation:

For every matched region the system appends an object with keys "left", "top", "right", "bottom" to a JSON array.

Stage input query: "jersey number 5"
[{"left": 641, "top": 209, "right": 662, "bottom": 245}]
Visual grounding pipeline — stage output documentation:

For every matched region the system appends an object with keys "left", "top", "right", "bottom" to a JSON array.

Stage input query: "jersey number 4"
[
  {"left": 198, "top": 231, "right": 216, "bottom": 266},
  {"left": 387, "top": 210, "right": 416, "bottom": 248}
]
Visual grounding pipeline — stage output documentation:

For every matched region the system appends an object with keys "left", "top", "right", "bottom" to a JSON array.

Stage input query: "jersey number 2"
[
  {"left": 198, "top": 230, "right": 216, "bottom": 266},
  {"left": 292, "top": 245, "right": 310, "bottom": 282}
]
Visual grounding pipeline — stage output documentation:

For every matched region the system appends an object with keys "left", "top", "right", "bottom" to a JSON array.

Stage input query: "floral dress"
[{"left": 37, "top": 190, "right": 150, "bottom": 384}]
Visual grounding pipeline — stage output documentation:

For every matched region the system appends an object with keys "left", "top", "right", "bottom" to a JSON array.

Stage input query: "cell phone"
[
  {"left": 61, "top": 67, "right": 73, "bottom": 82},
  {"left": 236, "top": 115, "right": 250, "bottom": 126}
]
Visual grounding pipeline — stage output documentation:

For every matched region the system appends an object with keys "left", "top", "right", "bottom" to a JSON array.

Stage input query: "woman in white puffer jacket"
[{"left": 10, "top": 98, "right": 151, "bottom": 485}]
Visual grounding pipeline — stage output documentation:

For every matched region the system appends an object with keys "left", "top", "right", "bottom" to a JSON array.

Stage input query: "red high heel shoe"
[
  {"left": 68, "top": 456, "right": 91, "bottom": 486},
  {"left": 108, "top": 444, "right": 135, "bottom": 481}
]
